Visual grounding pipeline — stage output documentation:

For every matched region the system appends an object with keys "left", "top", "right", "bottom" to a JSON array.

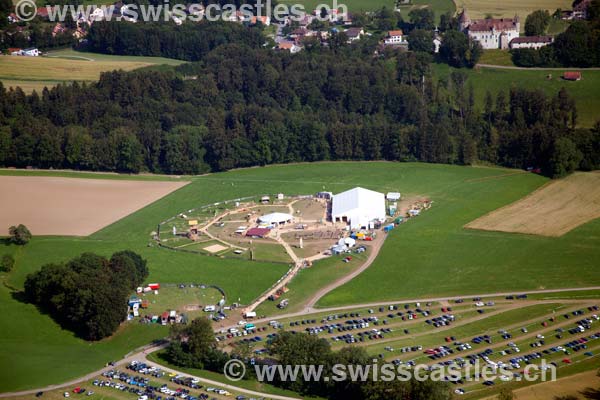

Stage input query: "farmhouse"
[
  {"left": 277, "top": 41, "right": 302, "bottom": 54},
  {"left": 459, "top": 9, "right": 520, "bottom": 50},
  {"left": 258, "top": 212, "right": 294, "bottom": 225},
  {"left": 332, "top": 187, "right": 386, "bottom": 229},
  {"left": 384, "top": 30, "right": 404, "bottom": 45},
  {"left": 345, "top": 27, "right": 364, "bottom": 43},
  {"left": 509, "top": 36, "right": 554, "bottom": 50}
]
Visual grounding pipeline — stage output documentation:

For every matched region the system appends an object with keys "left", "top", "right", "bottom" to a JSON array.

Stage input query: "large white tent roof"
[
  {"left": 258, "top": 212, "right": 294, "bottom": 224},
  {"left": 332, "top": 187, "right": 386, "bottom": 228}
]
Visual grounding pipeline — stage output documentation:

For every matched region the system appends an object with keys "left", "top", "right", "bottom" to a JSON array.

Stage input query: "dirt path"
[
  {"left": 3, "top": 289, "right": 599, "bottom": 399},
  {"left": 304, "top": 232, "right": 387, "bottom": 311},
  {"left": 231, "top": 286, "right": 600, "bottom": 331}
]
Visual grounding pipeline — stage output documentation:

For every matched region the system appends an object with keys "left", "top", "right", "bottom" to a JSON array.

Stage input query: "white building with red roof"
[{"left": 458, "top": 9, "right": 520, "bottom": 50}]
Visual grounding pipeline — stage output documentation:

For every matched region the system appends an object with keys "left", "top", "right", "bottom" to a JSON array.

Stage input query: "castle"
[{"left": 458, "top": 9, "right": 520, "bottom": 50}]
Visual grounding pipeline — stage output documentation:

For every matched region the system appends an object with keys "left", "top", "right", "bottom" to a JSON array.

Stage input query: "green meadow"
[
  {"left": 433, "top": 64, "right": 600, "bottom": 128},
  {"left": 1, "top": 162, "right": 600, "bottom": 391}
]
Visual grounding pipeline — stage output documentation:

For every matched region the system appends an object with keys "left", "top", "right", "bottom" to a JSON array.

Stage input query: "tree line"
[
  {"left": 512, "top": 1, "right": 600, "bottom": 67},
  {"left": 166, "top": 318, "right": 452, "bottom": 400},
  {"left": 24, "top": 251, "right": 148, "bottom": 340},
  {"left": 86, "top": 20, "right": 265, "bottom": 61},
  {"left": 1, "top": 39, "right": 598, "bottom": 177}
]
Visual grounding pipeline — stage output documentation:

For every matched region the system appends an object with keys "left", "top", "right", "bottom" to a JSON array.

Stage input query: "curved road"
[
  {"left": 0, "top": 343, "right": 300, "bottom": 400},
  {"left": 3, "top": 286, "right": 600, "bottom": 399},
  {"left": 303, "top": 233, "right": 388, "bottom": 311}
]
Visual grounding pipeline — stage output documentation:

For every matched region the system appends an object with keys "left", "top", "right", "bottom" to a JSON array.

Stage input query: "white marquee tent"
[
  {"left": 332, "top": 187, "right": 386, "bottom": 229},
  {"left": 258, "top": 212, "right": 294, "bottom": 225}
]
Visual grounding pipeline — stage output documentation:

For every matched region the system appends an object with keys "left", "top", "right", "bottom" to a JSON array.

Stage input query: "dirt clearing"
[
  {"left": 0, "top": 176, "right": 188, "bottom": 236},
  {"left": 465, "top": 172, "right": 600, "bottom": 237},
  {"left": 203, "top": 244, "right": 228, "bottom": 253}
]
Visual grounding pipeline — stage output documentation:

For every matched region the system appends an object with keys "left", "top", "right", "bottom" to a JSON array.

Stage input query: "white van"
[{"left": 204, "top": 305, "right": 216, "bottom": 312}]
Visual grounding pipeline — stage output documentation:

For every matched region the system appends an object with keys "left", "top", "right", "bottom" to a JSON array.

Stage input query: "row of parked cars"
[{"left": 426, "top": 314, "right": 455, "bottom": 328}]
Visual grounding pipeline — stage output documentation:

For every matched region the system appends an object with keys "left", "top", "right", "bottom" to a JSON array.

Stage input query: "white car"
[
  {"left": 238, "top": 320, "right": 247, "bottom": 326},
  {"left": 63, "top": 393, "right": 70, "bottom": 398}
]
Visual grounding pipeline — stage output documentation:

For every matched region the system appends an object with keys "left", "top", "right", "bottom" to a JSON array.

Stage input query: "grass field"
[
  {"left": 466, "top": 172, "right": 600, "bottom": 237},
  {"left": 277, "top": 0, "right": 393, "bottom": 12},
  {"left": 1, "top": 162, "right": 600, "bottom": 391},
  {"left": 433, "top": 63, "right": 600, "bottom": 128},
  {"left": 454, "top": 0, "right": 572, "bottom": 22},
  {"left": 397, "top": 0, "right": 456, "bottom": 21},
  {"left": 0, "top": 50, "right": 183, "bottom": 93},
  {"left": 478, "top": 49, "right": 515, "bottom": 66}
]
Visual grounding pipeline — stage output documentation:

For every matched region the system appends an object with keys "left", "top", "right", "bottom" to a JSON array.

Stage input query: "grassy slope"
[
  {"left": 478, "top": 49, "right": 515, "bottom": 66},
  {"left": 0, "top": 50, "right": 184, "bottom": 93},
  {"left": 277, "top": 0, "right": 394, "bottom": 13},
  {"left": 317, "top": 165, "right": 600, "bottom": 306},
  {"left": 432, "top": 63, "right": 600, "bottom": 128},
  {"left": 1, "top": 162, "right": 600, "bottom": 391},
  {"left": 0, "top": 169, "right": 186, "bottom": 181},
  {"left": 454, "top": 0, "right": 572, "bottom": 21},
  {"left": 397, "top": 0, "right": 456, "bottom": 21}
]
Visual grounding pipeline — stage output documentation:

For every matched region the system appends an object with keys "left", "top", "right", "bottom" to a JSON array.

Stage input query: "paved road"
[
  {"left": 303, "top": 232, "right": 388, "bottom": 311},
  {"left": 0, "top": 343, "right": 168, "bottom": 398},
  {"left": 477, "top": 63, "right": 600, "bottom": 71},
  {"left": 222, "top": 286, "right": 600, "bottom": 331},
  {"left": 4, "top": 286, "right": 600, "bottom": 398},
  {"left": 0, "top": 343, "right": 300, "bottom": 400}
]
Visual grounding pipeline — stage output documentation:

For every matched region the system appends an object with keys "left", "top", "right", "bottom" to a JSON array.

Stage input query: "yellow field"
[
  {"left": 493, "top": 369, "right": 600, "bottom": 400},
  {"left": 0, "top": 55, "right": 155, "bottom": 90},
  {"left": 465, "top": 172, "right": 600, "bottom": 237},
  {"left": 0, "top": 51, "right": 184, "bottom": 93},
  {"left": 455, "top": 0, "right": 572, "bottom": 22}
]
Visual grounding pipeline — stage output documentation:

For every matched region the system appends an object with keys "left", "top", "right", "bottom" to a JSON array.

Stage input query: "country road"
[
  {"left": 477, "top": 63, "right": 600, "bottom": 71},
  {"left": 0, "top": 343, "right": 300, "bottom": 400},
  {"left": 2, "top": 286, "right": 600, "bottom": 399},
  {"left": 303, "top": 232, "right": 388, "bottom": 311}
]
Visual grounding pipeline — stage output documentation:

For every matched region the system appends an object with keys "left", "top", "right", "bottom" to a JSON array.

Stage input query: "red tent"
[{"left": 245, "top": 227, "right": 271, "bottom": 238}]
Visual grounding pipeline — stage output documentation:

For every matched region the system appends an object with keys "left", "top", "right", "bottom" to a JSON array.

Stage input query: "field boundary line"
[{"left": 462, "top": 178, "right": 554, "bottom": 231}]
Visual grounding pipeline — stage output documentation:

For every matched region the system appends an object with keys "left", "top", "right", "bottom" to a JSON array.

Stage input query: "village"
[{"left": 2, "top": 0, "right": 594, "bottom": 63}]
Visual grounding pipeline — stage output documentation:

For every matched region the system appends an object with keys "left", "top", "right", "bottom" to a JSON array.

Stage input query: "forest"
[
  {"left": 24, "top": 251, "right": 148, "bottom": 340},
  {"left": 0, "top": 20, "right": 598, "bottom": 177}
]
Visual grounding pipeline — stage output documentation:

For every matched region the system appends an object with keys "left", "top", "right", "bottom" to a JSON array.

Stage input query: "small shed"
[
  {"left": 386, "top": 192, "right": 401, "bottom": 201},
  {"left": 563, "top": 72, "right": 582, "bottom": 81}
]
